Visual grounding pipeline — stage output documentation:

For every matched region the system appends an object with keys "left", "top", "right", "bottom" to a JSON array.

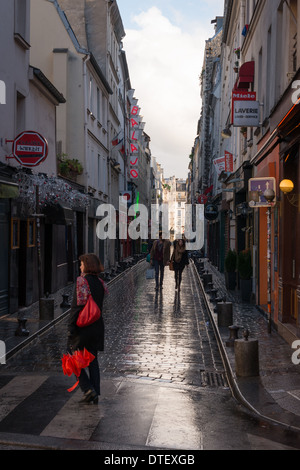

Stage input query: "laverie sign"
[{"left": 232, "top": 91, "right": 260, "bottom": 127}]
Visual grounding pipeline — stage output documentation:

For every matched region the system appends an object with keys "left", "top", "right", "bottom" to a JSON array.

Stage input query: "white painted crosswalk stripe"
[{"left": 41, "top": 389, "right": 102, "bottom": 441}]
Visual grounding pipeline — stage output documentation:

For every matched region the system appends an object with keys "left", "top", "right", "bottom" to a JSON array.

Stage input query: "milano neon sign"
[{"left": 129, "top": 103, "right": 141, "bottom": 181}]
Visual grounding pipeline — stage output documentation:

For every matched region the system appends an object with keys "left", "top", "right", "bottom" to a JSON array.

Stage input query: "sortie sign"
[{"left": 12, "top": 131, "right": 48, "bottom": 167}]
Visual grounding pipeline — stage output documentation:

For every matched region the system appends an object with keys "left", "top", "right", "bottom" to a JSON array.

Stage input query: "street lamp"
[
  {"left": 264, "top": 188, "right": 275, "bottom": 334},
  {"left": 279, "top": 179, "right": 299, "bottom": 207},
  {"left": 279, "top": 179, "right": 294, "bottom": 194},
  {"left": 221, "top": 127, "right": 232, "bottom": 139}
]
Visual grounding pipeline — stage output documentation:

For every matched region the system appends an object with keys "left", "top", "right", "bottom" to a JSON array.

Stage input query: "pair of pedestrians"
[
  {"left": 65, "top": 241, "right": 188, "bottom": 405},
  {"left": 150, "top": 235, "right": 188, "bottom": 291}
]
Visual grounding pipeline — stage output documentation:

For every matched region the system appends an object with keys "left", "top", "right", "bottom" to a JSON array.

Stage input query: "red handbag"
[{"left": 76, "top": 295, "right": 101, "bottom": 327}]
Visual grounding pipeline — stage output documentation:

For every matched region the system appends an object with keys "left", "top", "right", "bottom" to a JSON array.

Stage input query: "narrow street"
[{"left": 0, "top": 262, "right": 299, "bottom": 452}]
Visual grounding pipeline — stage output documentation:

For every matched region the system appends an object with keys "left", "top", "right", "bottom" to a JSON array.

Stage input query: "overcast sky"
[{"left": 117, "top": 0, "right": 225, "bottom": 179}]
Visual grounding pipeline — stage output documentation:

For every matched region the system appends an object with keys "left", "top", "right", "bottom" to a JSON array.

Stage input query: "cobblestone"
[{"left": 2, "top": 261, "right": 226, "bottom": 390}]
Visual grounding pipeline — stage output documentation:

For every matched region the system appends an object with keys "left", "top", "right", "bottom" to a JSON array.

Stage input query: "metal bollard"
[
  {"left": 15, "top": 307, "right": 29, "bottom": 337},
  {"left": 225, "top": 325, "right": 240, "bottom": 347},
  {"left": 217, "top": 301, "right": 233, "bottom": 327},
  {"left": 234, "top": 330, "right": 259, "bottom": 377},
  {"left": 202, "top": 273, "right": 212, "bottom": 288},
  {"left": 39, "top": 297, "right": 54, "bottom": 320},
  {"left": 60, "top": 293, "right": 71, "bottom": 308}
]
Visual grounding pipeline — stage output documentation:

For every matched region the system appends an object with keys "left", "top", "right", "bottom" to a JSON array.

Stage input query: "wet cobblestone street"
[
  {"left": 1, "top": 261, "right": 300, "bottom": 451},
  {"left": 4, "top": 262, "right": 226, "bottom": 388}
]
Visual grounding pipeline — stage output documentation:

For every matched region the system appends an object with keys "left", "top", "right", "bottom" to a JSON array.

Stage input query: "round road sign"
[{"left": 12, "top": 131, "right": 48, "bottom": 167}]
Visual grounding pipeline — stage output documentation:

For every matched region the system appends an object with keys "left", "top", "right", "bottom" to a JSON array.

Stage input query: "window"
[
  {"left": 98, "top": 154, "right": 101, "bottom": 190},
  {"left": 16, "top": 91, "right": 25, "bottom": 134},
  {"left": 102, "top": 91, "right": 107, "bottom": 130},
  {"left": 266, "top": 26, "right": 272, "bottom": 116},
  {"left": 97, "top": 87, "right": 101, "bottom": 122},
  {"left": 275, "top": 4, "right": 283, "bottom": 101},
  {"left": 89, "top": 77, "right": 94, "bottom": 113},
  {"left": 289, "top": 0, "right": 298, "bottom": 73}
]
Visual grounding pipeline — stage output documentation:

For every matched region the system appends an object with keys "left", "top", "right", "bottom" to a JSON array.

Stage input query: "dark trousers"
[
  {"left": 174, "top": 267, "right": 184, "bottom": 287},
  {"left": 153, "top": 259, "right": 164, "bottom": 287},
  {"left": 78, "top": 350, "right": 100, "bottom": 395}
]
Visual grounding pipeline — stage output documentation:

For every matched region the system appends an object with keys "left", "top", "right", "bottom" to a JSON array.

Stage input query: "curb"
[
  {"left": 190, "top": 260, "right": 300, "bottom": 434},
  {"left": 5, "top": 259, "right": 146, "bottom": 362}
]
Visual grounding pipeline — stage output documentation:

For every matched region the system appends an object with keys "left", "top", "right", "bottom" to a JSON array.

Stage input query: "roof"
[{"left": 30, "top": 66, "right": 66, "bottom": 103}]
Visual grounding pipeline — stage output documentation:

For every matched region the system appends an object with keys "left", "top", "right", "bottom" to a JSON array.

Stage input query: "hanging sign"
[
  {"left": 233, "top": 100, "right": 260, "bottom": 127},
  {"left": 204, "top": 203, "right": 218, "bottom": 221},
  {"left": 225, "top": 151, "right": 233, "bottom": 172},
  {"left": 120, "top": 191, "right": 132, "bottom": 203},
  {"left": 12, "top": 131, "right": 48, "bottom": 167},
  {"left": 232, "top": 91, "right": 259, "bottom": 127},
  {"left": 129, "top": 102, "right": 141, "bottom": 180},
  {"left": 213, "top": 157, "right": 225, "bottom": 175},
  {"left": 198, "top": 194, "right": 208, "bottom": 205}
]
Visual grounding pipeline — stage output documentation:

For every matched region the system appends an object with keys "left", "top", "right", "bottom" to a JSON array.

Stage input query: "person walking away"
[
  {"left": 171, "top": 239, "right": 189, "bottom": 290},
  {"left": 67, "top": 253, "right": 107, "bottom": 404},
  {"left": 150, "top": 233, "right": 171, "bottom": 290}
]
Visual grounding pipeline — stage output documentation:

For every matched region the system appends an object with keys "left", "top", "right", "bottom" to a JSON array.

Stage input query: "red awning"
[{"left": 237, "top": 61, "right": 255, "bottom": 89}]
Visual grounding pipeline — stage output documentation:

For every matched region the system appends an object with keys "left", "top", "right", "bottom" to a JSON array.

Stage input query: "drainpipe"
[
  {"left": 240, "top": 0, "right": 246, "bottom": 49},
  {"left": 83, "top": 54, "right": 89, "bottom": 253}
]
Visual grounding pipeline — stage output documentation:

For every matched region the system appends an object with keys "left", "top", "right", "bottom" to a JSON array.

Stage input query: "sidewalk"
[
  {"left": 0, "top": 284, "right": 74, "bottom": 362},
  {"left": 197, "top": 258, "right": 300, "bottom": 432}
]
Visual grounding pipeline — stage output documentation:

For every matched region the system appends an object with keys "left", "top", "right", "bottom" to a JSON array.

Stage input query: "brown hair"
[{"left": 79, "top": 253, "right": 104, "bottom": 275}]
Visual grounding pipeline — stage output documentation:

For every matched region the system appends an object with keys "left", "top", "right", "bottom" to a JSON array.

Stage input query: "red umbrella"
[{"left": 62, "top": 348, "right": 95, "bottom": 392}]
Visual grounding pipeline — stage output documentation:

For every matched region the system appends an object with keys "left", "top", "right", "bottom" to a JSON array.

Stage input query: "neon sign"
[{"left": 129, "top": 100, "right": 141, "bottom": 180}]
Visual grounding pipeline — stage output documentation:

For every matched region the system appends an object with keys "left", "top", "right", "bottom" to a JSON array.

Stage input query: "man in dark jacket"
[{"left": 150, "top": 233, "right": 171, "bottom": 290}]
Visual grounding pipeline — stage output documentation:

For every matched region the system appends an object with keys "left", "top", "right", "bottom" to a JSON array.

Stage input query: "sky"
[{"left": 117, "top": 0, "right": 225, "bottom": 180}]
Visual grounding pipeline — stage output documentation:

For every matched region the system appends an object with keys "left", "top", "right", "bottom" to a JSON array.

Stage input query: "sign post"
[{"left": 248, "top": 177, "right": 276, "bottom": 333}]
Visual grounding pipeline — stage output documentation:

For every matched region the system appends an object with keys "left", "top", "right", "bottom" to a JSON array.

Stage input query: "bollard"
[
  {"left": 226, "top": 325, "right": 240, "bottom": 347},
  {"left": 217, "top": 301, "right": 233, "bottom": 327},
  {"left": 234, "top": 331, "right": 259, "bottom": 377},
  {"left": 202, "top": 273, "right": 212, "bottom": 288},
  {"left": 15, "top": 308, "right": 30, "bottom": 337},
  {"left": 39, "top": 297, "right": 54, "bottom": 320},
  {"left": 60, "top": 293, "right": 71, "bottom": 308},
  {"left": 15, "top": 319, "right": 29, "bottom": 337},
  {"left": 209, "top": 289, "right": 218, "bottom": 301}
]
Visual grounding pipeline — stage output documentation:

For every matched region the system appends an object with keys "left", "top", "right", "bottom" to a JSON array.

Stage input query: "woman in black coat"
[
  {"left": 67, "top": 253, "right": 106, "bottom": 404},
  {"left": 171, "top": 239, "right": 189, "bottom": 290}
]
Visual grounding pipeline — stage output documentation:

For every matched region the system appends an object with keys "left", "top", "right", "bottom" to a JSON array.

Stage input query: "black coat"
[
  {"left": 173, "top": 250, "right": 189, "bottom": 271},
  {"left": 67, "top": 274, "right": 105, "bottom": 353}
]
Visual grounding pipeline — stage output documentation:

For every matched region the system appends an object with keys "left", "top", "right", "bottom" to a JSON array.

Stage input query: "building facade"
[
  {"left": 0, "top": 0, "right": 69, "bottom": 313},
  {"left": 0, "top": 0, "right": 158, "bottom": 316},
  {"left": 191, "top": 0, "right": 300, "bottom": 343}
]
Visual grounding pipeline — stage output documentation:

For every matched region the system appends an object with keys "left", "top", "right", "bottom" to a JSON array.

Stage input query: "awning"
[
  {"left": 0, "top": 180, "right": 19, "bottom": 198},
  {"left": 236, "top": 61, "right": 255, "bottom": 90}
]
